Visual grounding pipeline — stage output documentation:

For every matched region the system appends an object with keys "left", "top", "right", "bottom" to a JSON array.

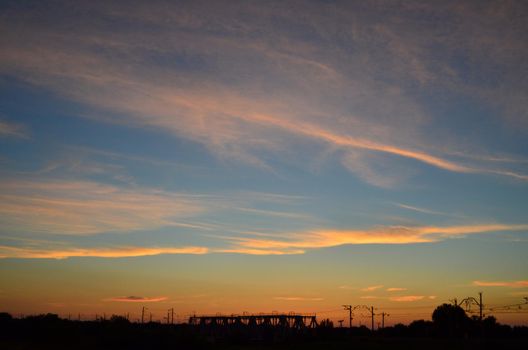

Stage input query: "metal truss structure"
[{"left": 188, "top": 313, "right": 318, "bottom": 329}]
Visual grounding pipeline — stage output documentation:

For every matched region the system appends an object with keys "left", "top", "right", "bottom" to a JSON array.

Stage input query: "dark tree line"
[{"left": 0, "top": 304, "right": 527, "bottom": 349}]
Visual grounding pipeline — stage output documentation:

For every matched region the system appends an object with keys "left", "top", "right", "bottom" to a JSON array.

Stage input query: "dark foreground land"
[{"left": 1, "top": 312, "right": 528, "bottom": 349}]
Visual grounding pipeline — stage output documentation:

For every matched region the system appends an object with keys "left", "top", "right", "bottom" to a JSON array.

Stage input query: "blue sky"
[{"left": 0, "top": 0, "right": 527, "bottom": 324}]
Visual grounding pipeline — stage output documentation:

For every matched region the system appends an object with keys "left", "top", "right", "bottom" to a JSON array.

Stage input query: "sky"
[{"left": 0, "top": 0, "right": 527, "bottom": 326}]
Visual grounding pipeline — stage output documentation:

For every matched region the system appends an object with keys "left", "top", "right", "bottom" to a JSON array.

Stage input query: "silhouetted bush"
[
  {"left": 408, "top": 319, "right": 433, "bottom": 337},
  {"left": 432, "top": 303, "right": 471, "bottom": 337},
  {"left": 0, "top": 312, "right": 13, "bottom": 324},
  {"left": 109, "top": 315, "right": 130, "bottom": 325},
  {"left": 318, "top": 318, "right": 334, "bottom": 328}
]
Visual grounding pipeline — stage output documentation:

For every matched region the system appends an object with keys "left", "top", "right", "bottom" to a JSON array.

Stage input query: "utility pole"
[
  {"left": 479, "top": 292, "right": 483, "bottom": 322},
  {"left": 459, "top": 292, "right": 484, "bottom": 322},
  {"left": 370, "top": 306, "right": 375, "bottom": 331},
  {"left": 343, "top": 305, "right": 353, "bottom": 328},
  {"left": 169, "top": 308, "right": 174, "bottom": 324},
  {"left": 380, "top": 312, "right": 389, "bottom": 329},
  {"left": 141, "top": 307, "right": 148, "bottom": 324}
]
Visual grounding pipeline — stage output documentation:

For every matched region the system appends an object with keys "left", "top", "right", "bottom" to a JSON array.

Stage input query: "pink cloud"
[
  {"left": 473, "top": 280, "right": 528, "bottom": 288},
  {"left": 361, "top": 285, "right": 384, "bottom": 292},
  {"left": 0, "top": 245, "right": 208, "bottom": 259},
  {"left": 390, "top": 295, "right": 425, "bottom": 302},
  {"left": 106, "top": 296, "right": 168, "bottom": 303},
  {"left": 274, "top": 296, "right": 324, "bottom": 301}
]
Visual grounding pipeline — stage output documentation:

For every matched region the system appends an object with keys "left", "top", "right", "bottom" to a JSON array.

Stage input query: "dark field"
[{"left": 3, "top": 333, "right": 528, "bottom": 350}]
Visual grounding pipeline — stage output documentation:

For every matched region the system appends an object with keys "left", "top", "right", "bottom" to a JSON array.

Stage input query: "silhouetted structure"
[
  {"left": 188, "top": 313, "right": 318, "bottom": 329},
  {"left": 1, "top": 310, "right": 528, "bottom": 349}
]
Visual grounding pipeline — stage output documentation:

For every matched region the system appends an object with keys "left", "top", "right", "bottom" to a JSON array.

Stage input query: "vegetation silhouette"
[
  {"left": 0, "top": 305, "right": 527, "bottom": 349},
  {"left": 432, "top": 303, "right": 472, "bottom": 337}
]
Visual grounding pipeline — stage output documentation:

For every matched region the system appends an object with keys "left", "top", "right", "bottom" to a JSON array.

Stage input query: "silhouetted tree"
[
  {"left": 0, "top": 312, "right": 13, "bottom": 322},
  {"left": 26, "top": 313, "right": 61, "bottom": 323},
  {"left": 432, "top": 303, "right": 471, "bottom": 337},
  {"left": 110, "top": 315, "right": 130, "bottom": 324},
  {"left": 408, "top": 319, "right": 433, "bottom": 337},
  {"left": 392, "top": 323, "right": 409, "bottom": 336},
  {"left": 318, "top": 318, "right": 333, "bottom": 328}
]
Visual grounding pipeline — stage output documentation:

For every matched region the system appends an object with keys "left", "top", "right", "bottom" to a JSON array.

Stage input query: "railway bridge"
[{"left": 188, "top": 313, "right": 318, "bottom": 329}]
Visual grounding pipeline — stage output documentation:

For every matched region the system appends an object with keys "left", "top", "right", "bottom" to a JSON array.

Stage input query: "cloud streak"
[
  {"left": 227, "top": 223, "right": 528, "bottom": 254},
  {"left": 1, "top": 1, "right": 526, "bottom": 185},
  {"left": 390, "top": 295, "right": 425, "bottom": 302},
  {"left": 2, "top": 220, "right": 527, "bottom": 258},
  {"left": 273, "top": 296, "right": 324, "bottom": 301},
  {"left": 473, "top": 280, "right": 528, "bottom": 288},
  {"left": 392, "top": 203, "right": 452, "bottom": 216},
  {"left": 361, "top": 285, "right": 384, "bottom": 292},
  {"left": 0, "top": 119, "right": 28, "bottom": 138},
  {"left": 105, "top": 296, "right": 168, "bottom": 303},
  {"left": 0, "top": 245, "right": 208, "bottom": 259},
  {"left": 0, "top": 180, "right": 206, "bottom": 235}
]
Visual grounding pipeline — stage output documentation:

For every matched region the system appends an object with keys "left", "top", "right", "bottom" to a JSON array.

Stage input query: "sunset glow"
[{"left": 1, "top": 0, "right": 527, "bottom": 327}]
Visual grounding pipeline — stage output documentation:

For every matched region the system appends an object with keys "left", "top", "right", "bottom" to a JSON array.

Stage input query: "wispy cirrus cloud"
[
  {"left": 105, "top": 296, "right": 168, "bottom": 303},
  {"left": 392, "top": 203, "right": 452, "bottom": 216},
  {"left": 0, "top": 180, "right": 206, "bottom": 235},
  {"left": 215, "top": 248, "right": 305, "bottom": 256},
  {"left": 0, "top": 119, "right": 28, "bottom": 138},
  {"left": 1, "top": 1, "right": 526, "bottom": 186},
  {"left": 473, "top": 280, "right": 528, "bottom": 288}
]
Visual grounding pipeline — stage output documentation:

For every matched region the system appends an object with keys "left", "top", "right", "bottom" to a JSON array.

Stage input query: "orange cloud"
[
  {"left": 390, "top": 295, "right": 425, "bottom": 302},
  {"left": 228, "top": 223, "right": 528, "bottom": 254},
  {"left": 273, "top": 296, "right": 324, "bottom": 301},
  {"left": 0, "top": 245, "right": 208, "bottom": 259},
  {"left": 215, "top": 248, "right": 305, "bottom": 255},
  {"left": 3, "top": 222, "right": 526, "bottom": 259},
  {"left": 361, "top": 285, "right": 384, "bottom": 292},
  {"left": 473, "top": 280, "right": 528, "bottom": 288},
  {"left": 106, "top": 296, "right": 168, "bottom": 303},
  {"left": 387, "top": 287, "right": 407, "bottom": 292}
]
